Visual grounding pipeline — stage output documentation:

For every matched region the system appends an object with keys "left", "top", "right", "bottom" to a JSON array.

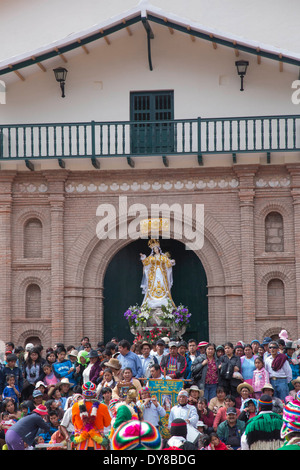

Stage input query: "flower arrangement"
[
  {"left": 124, "top": 303, "right": 151, "bottom": 328},
  {"left": 124, "top": 299, "right": 191, "bottom": 330}
]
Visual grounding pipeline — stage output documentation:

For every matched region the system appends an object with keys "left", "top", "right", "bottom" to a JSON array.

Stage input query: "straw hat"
[
  {"left": 237, "top": 382, "right": 254, "bottom": 395},
  {"left": 104, "top": 358, "right": 122, "bottom": 370}
]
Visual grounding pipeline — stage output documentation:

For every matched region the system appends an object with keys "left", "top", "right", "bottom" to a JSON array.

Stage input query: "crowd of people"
[{"left": 0, "top": 328, "right": 300, "bottom": 451}]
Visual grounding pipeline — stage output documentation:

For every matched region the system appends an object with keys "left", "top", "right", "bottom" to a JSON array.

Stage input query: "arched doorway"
[{"left": 103, "top": 238, "right": 208, "bottom": 343}]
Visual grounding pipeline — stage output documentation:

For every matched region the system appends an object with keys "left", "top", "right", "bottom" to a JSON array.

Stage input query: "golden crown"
[{"left": 148, "top": 238, "right": 160, "bottom": 249}]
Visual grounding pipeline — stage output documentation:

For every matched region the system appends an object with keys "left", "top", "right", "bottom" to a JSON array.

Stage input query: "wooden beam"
[
  {"left": 100, "top": 30, "right": 111, "bottom": 45},
  {"left": 91, "top": 158, "right": 100, "bottom": 169},
  {"left": 187, "top": 26, "right": 195, "bottom": 42},
  {"left": 122, "top": 20, "right": 132, "bottom": 36},
  {"left": 77, "top": 40, "right": 89, "bottom": 54},
  {"left": 164, "top": 17, "right": 174, "bottom": 34},
  {"left": 257, "top": 48, "right": 261, "bottom": 64},
  {"left": 279, "top": 54, "right": 283, "bottom": 72},
  {"left": 127, "top": 157, "right": 135, "bottom": 168},
  {"left": 8, "top": 66, "right": 25, "bottom": 81},
  {"left": 197, "top": 154, "right": 203, "bottom": 166},
  {"left": 55, "top": 48, "right": 68, "bottom": 63},
  {"left": 31, "top": 57, "right": 46, "bottom": 72},
  {"left": 25, "top": 159, "right": 34, "bottom": 171},
  {"left": 233, "top": 41, "right": 239, "bottom": 57},
  {"left": 209, "top": 34, "right": 217, "bottom": 49},
  {"left": 162, "top": 156, "right": 169, "bottom": 167}
]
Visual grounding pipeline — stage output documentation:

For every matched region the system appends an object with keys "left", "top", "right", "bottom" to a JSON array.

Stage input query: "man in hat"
[
  {"left": 197, "top": 341, "right": 209, "bottom": 355},
  {"left": 72, "top": 381, "right": 111, "bottom": 450},
  {"left": 240, "top": 394, "right": 283, "bottom": 450},
  {"left": 138, "top": 341, "right": 158, "bottom": 379},
  {"left": 168, "top": 390, "right": 198, "bottom": 429},
  {"left": 216, "top": 407, "right": 245, "bottom": 450},
  {"left": 261, "top": 383, "right": 284, "bottom": 414},
  {"left": 163, "top": 418, "right": 198, "bottom": 450},
  {"left": 160, "top": 341, "right": 187, "bottom": 379}
]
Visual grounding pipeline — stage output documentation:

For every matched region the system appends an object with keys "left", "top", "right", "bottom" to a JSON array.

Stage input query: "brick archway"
[{"left": 64, "top": 211, "right": 242, "bottom": 346}]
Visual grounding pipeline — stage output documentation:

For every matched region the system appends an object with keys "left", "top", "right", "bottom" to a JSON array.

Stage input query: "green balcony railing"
[{"left": 0, "top": 115, "right": 299, "bottom": 162}]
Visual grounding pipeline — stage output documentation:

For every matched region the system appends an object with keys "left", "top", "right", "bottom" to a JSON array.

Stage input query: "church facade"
[{"left": 0, "top": 1, "right": 300, "bottom": 348}]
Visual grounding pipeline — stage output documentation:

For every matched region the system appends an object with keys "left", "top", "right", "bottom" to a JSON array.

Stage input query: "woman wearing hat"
[
  {"left": 103, "top": 358, "right": 123, "bottom": 383},
  {"left": 187, "top": 385, "right": 204, "bottom": 407},
  {"left": 289, "top": 377, "right": 300, "bottom": 400},
  {"left": 87, "top": 350, "right": 102, "bottom": 385},
  {"left": 5, "top": 404, "right": 50, "bottom": 450}
]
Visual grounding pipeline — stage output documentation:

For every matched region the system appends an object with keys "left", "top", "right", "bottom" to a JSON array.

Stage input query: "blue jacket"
[
  {"left": 52, "top": 359, "right": 76, "bottom": 386},
  {"left": 118, "top": 351, "right": 143, "bottom": 378}
]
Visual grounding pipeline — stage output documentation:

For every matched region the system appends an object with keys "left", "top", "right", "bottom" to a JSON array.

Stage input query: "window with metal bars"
[{"left": 130, "top": 91, "right": 174, "bottom": 154}]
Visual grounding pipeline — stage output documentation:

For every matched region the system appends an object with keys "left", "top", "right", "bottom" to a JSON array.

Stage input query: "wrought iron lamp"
[
  {"left": 53, "top": 67, "right": 68, "bottom": 98},
  {"left": 235, "top": 60, "right": 249, "bottom": 91}
]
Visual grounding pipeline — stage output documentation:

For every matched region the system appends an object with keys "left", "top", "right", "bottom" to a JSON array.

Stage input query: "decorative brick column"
[
  {"left": 234, "top": 165, "right": 259, "bottom": 342},
  {"left": 287, "top": 164, "right": 300, "bottom": 339},
  {"left": 0, "top": 172, "right": 15, "bottom": 342},
  {"left": 44, "top": 170, "right": 68, "bottom": 346}
]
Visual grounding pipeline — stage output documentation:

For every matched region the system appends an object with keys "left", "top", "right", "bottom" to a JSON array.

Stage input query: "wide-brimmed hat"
[
  {"left": 261, "top": 383, "right": 274, "bottom": 392},
  {"left": 34, "top": 405, "right": 48, "bottom": 416},
  {"left": 87, "top": 349, "right": 99, "bottom": 359},
  {"left": 187, "top": 385, "right": 204, "bottom": 397},
  {"left": 68, "top": 349, "right": 78, "bottom": 358},
  {"left": 140, "top": 341, "right": 152, "bottom": 349},
  {"left": 285, "top": 341, "right": 295, "bottom": 350},
  {"left": 292, "top": 377, "right": 300, "bottom": 386},
  {"left": 104, "top": 358, "right": 121, "bottom": 370},
  {"left": 197, "top": 341, "right": 209, "bottom": 349},
  {"left": 35, "top": 381, "right": 47, "bottom": 389},
  {"left": 237, "top": 382, "right": 254, "bottom": 395}
]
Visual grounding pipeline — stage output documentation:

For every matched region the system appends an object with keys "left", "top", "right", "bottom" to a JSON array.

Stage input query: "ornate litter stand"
[{"left": 124, "top": 300, "right": 191, "bottom": 343}]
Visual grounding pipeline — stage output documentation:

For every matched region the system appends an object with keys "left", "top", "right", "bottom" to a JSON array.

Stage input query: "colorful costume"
[
  {"left": 112, "top": 419, "right": 162, "bottom": 450},
  {"left": 242, "top": 394, "right": 283, "bottom": 450},
  {"left": 278, "top": 390, "right": 300, "bottom": 450},
  {"left": 71, "top": 381, "right": 111, "bottom": 450}
]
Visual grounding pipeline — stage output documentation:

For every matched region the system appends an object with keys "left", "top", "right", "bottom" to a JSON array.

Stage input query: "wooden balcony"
[{"left": 0, "top": 114, "right": 299, "bottom": 168}]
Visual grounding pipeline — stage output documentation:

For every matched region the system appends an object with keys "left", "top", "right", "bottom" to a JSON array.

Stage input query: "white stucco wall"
[
  {"left": 0, "top": 1, "right": 299, "bottom": 171},
  {"left": 0, "top": 0, "right": 299, "bottom": 62}
]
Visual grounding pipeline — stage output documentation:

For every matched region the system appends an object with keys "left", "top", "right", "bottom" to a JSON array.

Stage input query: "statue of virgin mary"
[{"left": 140, "top": 239, "right": 176, "bottom": 309}]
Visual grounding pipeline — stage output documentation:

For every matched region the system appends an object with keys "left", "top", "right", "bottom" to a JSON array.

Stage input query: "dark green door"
[
  {"left": 130, "top": 91, "right": 174, "bottom": 155},
  {"left": 103, "top": 239, "right": 208, "bottom": 344}
]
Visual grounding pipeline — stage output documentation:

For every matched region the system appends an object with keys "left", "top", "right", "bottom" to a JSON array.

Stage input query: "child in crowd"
[
  {"left": 252, "top": 356, "right": 269, "bottom": 400},
  {"left": 2, "top": 374, "right": 21, "bottom": 404}
]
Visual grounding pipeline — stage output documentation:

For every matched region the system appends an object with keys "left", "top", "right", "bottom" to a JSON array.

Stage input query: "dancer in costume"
[
  {"left": 278, "top": 390, "right": 300, "bottom": 450},
  {"left": 240, "top": 394, "right": 283, "bottom": 450},
  {"left": 71, "top": 381, "right": 111, "bottom": 450}
]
